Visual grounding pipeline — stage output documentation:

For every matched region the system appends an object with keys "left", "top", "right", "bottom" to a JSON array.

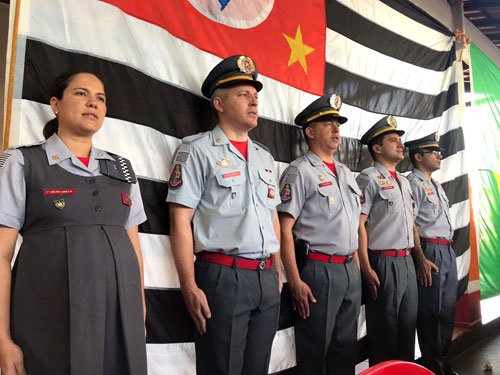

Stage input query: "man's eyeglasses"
[{"left": 420, "top": 150, "right": 442, "bottom": 156}]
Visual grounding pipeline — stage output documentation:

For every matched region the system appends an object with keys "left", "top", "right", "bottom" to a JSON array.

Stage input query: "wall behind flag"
[{"left": 6, "top": 0, "right": 468, "bottom": 373}]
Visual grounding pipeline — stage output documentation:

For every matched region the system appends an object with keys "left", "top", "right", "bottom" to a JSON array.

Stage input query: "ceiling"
[{"left": 464, "top": 0, "right": 500, "bottom": 48}]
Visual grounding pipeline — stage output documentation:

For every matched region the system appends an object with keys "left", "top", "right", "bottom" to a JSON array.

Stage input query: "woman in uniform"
[{"left": 0, "top": 71, "right": 148, "bottom": 374}]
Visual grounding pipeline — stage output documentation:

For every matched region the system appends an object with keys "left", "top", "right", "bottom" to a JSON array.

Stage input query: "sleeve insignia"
[
  {"left": 169, "top": 164, "right": 183, "bottom": 188},
  {"left": 280, "top": 183, "right": 292, "bottom": 202}
]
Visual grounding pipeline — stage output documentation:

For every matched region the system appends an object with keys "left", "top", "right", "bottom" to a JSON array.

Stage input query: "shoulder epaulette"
[
  {"left": 99, "top": 153, "right": 137, "bottom": 184},
  {"left": 182, "top": 132, "right": 208, "bottom": 145},
  {"left": 253, "top": 141, "right": 270, "bottom": 153}
]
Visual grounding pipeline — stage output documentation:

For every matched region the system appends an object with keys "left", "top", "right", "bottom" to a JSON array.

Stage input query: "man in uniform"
[
  {"left": 278, "top": 94, "right": 362, "bottom": 375},
  {"left": 405, "top": 133, "right": 458, "bottom": 375},
  {"left": 166, "top": 55, "right": 282, "bottom": 375},
  {"left": 356, "top": 116, "right": 436, "bottom": 365}
]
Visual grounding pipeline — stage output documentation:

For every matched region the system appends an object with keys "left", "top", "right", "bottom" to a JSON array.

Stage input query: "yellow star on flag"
[{"left": 283, "top": 25, "right": 315, "bottom": 74}]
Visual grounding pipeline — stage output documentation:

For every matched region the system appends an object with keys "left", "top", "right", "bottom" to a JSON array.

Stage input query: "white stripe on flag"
[
  {"left": 326, "top": 29, "right": 457, "bottom": 96},
  {"left": 337, "top": 0, "right": 453, "bottom": 52},
  {"left": 456, "top": 249, "right": 470, "bottom": 281}
]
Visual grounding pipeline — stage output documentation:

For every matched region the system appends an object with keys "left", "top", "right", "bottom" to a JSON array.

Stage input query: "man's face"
[
  {"left": 307, "top": 118, "right": 341, "bottom": 152},
  {"left": 418, "top": 149, "right": 442, "bottom": 172},
  {"left": 377, "top": 132, "right": 404, "bottom": 162},
  {"left": 216, "top": 84, "right": 259, "bottom": 130}
]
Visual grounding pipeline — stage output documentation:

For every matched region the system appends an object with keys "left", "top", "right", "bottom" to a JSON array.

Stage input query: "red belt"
[
  {"left": 196, "top": 251, "right": 274, "bottom": 270},
  {"left": 420, "top": 237, "right": 453, "bottom": 245},
  {"left": 308, "top": 252, "right": 354, "bottom": 264},
  {"left": 370, "top": 249, "right": 411, "bottom": 257}
]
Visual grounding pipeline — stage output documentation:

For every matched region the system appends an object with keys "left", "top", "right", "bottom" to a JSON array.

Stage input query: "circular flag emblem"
[{"left": 188, "top": 0, "right": 274, "bottom": 29}]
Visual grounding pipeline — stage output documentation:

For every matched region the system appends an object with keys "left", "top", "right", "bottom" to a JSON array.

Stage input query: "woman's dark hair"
[{"left": 43, "top": 71, "right": 104, "bottom": 139}]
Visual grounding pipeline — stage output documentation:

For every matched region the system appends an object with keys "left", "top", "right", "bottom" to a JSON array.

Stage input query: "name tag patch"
[
  {"left": 382, "top": 186, "right": 395, "bottom": 190},
  {"left": 319, "top": 181, "right": 333, "bottom": 187},
  {"left": 222, "top": 171, "right": 241, "bottom": 179},
  {"left": 44, "top": 189, "right": 75, "bottom": 195}
]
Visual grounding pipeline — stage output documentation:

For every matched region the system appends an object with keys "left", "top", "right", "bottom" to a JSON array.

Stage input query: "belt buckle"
[
  {"left": 258, "top": 260, "right": 267, "bottom": 270},
  {"left": 405, "top": 250, "right": 410, "bottom": 256},
  {"left": 345, "top": 254, "right": 354, "bottom": 263}
]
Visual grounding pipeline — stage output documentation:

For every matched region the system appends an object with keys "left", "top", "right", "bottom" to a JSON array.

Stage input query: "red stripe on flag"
[{"left": 100, "top": 0, "right": 325, "bottom": 95}]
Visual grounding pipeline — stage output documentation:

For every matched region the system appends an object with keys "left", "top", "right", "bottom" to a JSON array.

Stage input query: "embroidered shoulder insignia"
[
  {"left": 169, "top": 164, "right": 183, "bottom": 188},
  {"left": 280, "top": 183, "right": 292, "bottom": 202}
]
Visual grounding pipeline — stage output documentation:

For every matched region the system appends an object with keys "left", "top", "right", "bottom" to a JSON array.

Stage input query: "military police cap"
[
  {"left": 201, "top": 55, "right": 263, "bottom": 98},
  {"left": 295, "top": 93, "right": 348, "bottom": 127},
  {"left": 404, "top": 132, "right": 444, "bottom": 151},
  {"left": 360, "top": 115, "right": 405, "bottom": 145}
]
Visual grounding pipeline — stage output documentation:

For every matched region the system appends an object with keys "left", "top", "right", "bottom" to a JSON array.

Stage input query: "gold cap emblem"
[
  {"left": 237, "top": 56, "right": 256, "bottom": 74},
  {"left": 387, "top": 115, "right": 397, "bottom": 127},
  {"left": 329, "top": 94, "right": 342, "bottom": 110},
  {"left": 435, "top": 132, "right": 440, "bottom": 142}
]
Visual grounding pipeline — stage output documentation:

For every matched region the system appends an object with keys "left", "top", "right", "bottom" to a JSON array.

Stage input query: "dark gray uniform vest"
[{"left": 10, "top": 146, "right": 147, "bottom": 375}]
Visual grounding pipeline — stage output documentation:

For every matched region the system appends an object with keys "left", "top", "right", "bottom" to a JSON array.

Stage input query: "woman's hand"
[{"left": 0, "top": 338, "right": 26, "bottom": 375}]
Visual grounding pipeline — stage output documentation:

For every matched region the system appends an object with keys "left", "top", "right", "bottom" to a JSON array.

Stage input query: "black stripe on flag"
[
  {"left": 325, "top": 0, "right": 455, "bottom": 72},
  {"left": 380, "top": 0, "right": 454, "bottom": 37},
  {"left": 440, "top": 127, "right": 465, "bottom": 159},
  {"left": 145, "top": 284, "right": 294, "bottom": 344},
  {"left": 451, "top": 224, "right": 470, "bottom": 258},
  {"left": 324, "top": 63, "right": 459, "bottom": 120},
  {"left": 21, "top": 39, "right": 303, "bottom": 164},
  {"left": 442, "top": 174, "right": 469, "bottom": 206},
  {"left": 138, "top": 178, "right": 170, "bottom": 235}
]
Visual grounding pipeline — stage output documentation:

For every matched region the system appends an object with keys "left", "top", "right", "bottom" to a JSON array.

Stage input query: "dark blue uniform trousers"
[
  {"left": 364, "top": 252, "right": 418, "bottom": 366},
  {"left": 295, "top": 259, "right": 361, "bottom": 375},
  {"left": 417, "top": 243, "right": 457, "bottom": 374},
  {"left": 194, "top": 260, "right": 280, "bottom": 375}
]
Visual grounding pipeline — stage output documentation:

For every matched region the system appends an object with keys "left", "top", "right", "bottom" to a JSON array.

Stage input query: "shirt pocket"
[
  {"left": 425, "top": 191, "right": 439, "bottom": 213},
  {"left": 379, "top": 187, "right": 399, "bottom": 212},
  {"left": 347, "top": 180, "right": 362, "bottom": 211},
  {"left": 318, "top": 183, "right": 337, "bottom": 215},
  {"left": 258, "top": 169, "right": 278, "bottom": 208},
  {"left": 215, "top": 169, "right": 244, "bottom": 208}
]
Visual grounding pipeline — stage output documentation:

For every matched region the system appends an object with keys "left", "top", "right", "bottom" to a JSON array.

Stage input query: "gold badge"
[
  {"left": 217, "top": 158, "right": 231, "bottom": 167},
  {"left": 329, "top": 197, "right": 335, "bottom": 205},
  {"left": 52, "top": 155, "right": 59, "bottom": 161},
  {"left": 232, "top": 192, "right": 237, "bottom": 199},
  {"left": 435, "top": 132, "right": 440, "bottom": 142},
  {"left": 329, "top": 94, "right": 342, "bottom": 110},
  {"left": 216, "top": 138, "right": 222, "bottom": 143},
  {"left": 54, "top": 199, "right": 65, "bottom": 210},
  {"left": 319, "top": 175, "right": 325, "bottom": 181},
  {"left": 387, "top": 115, "right": 397, "bottom": 127},
  {"left": 237, "top": 56, "right": 256, "bottom": 74},
  {"left": 313, "top": 161, "right": 318, "bottom": 165}
]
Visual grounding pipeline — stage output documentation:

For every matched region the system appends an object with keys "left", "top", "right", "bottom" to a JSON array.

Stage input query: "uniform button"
[
  {"left": 95, "top": 206, "right": 102, "bottom": 212},
  {"left": 255, "top": 204, "right": 259, "bottom": 207},
  {"left": 92, "top": 191, "right": 99, "bottom": 196},
  {"left": 89, "top": 179, "right": 96, "bottom": 184}
]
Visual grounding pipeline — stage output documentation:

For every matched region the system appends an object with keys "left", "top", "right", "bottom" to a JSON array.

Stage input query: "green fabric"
[{"left": 470, "top": 42, "right": 500, "bottom": 299}]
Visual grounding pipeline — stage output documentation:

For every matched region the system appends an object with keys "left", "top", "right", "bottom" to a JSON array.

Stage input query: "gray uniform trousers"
[
  {"left": 417, "top": 242, "right": 457, "bottom": 374},
  {"left": 364, "top": 252, "right": 418, "bottom": 366},
  {"left": 295, "top": 259, "right": 361, "bottom": 375},
  {"left": 194, "top": 260, "right": 280, "bottom": 375}
]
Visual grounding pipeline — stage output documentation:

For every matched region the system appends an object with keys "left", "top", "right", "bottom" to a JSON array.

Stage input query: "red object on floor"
[{"left": 359, "top": 360, "right": 435, "bottom": 375}]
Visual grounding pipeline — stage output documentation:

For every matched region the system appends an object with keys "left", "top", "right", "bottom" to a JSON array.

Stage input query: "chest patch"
[
  {"left": 319, "top": 181, "right": 333, "bottom": 187},
  {"left": 122, "top": 193, "right": 132, "bottom": 206}
]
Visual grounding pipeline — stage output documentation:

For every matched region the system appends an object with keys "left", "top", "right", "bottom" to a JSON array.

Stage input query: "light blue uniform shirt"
[
  {"left": 277, "top": 151, "right": 361, "bottom": 255},
  {"left": 166, "top": 125, "right": 280, "bottom": 259},
  {"left": 356, "top": 162, "right": 416, "bottom": 250},
  {"left": 408, "top": 168, "right": 453, "bottom": 239},
  {"left": 0, "top": 134, "right": 146, "bottom": 230}
]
